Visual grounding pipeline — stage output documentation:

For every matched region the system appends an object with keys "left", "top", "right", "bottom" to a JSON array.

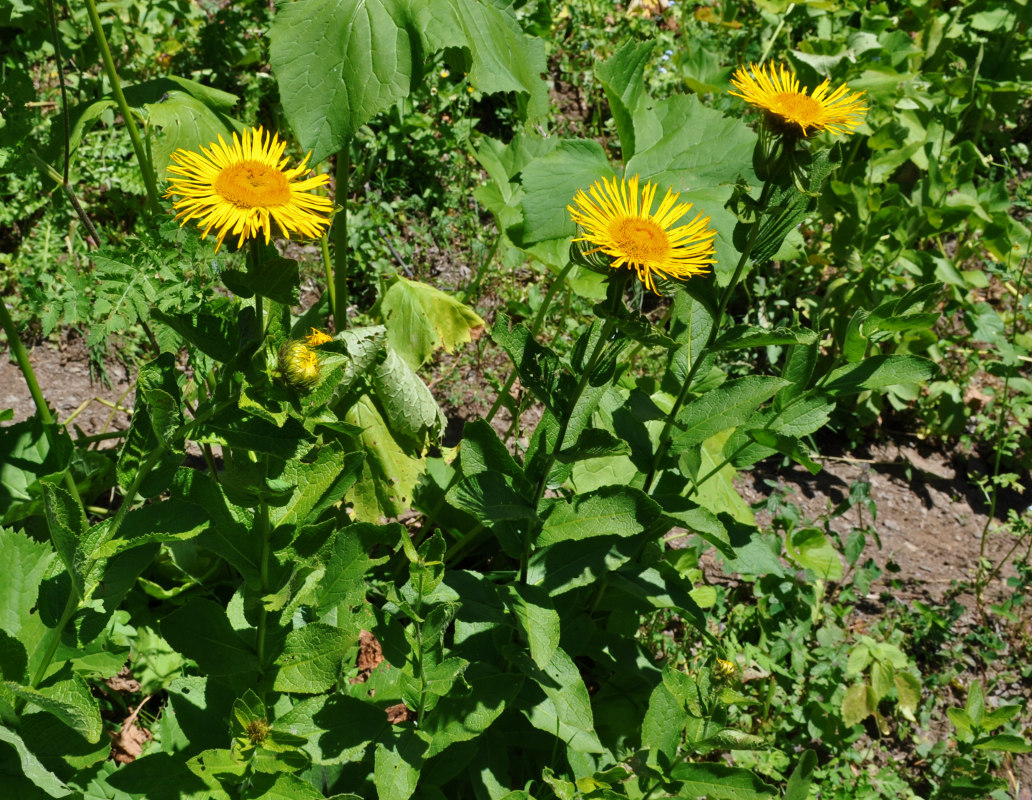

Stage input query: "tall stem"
[
  {"left": 82, "top": 0, "right": 160, "bottom": 213},
  {"left": 332, "top": 142, "right": 352, "bottom": 330},
  {"left": 249, "top": 241, "right": 266, "bottom": 339},
  {"left": 255, "top": 491, "right": 272, "bottom": 669},
  {"left": 0, "top": 299, "right": 82, "bottom": 505},
  {"left": 642, "top": 180, "right": 771, "bottom": 494},
  {"left": 320, "top": 233, "right": 335, "bottom": 319}
]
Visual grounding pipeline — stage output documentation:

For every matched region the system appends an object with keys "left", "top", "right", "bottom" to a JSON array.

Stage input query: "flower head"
[
  {"left": 278, "top": 340, "right": 321, "bottom": 390},
  {"left": 568, "top": 175, "right": 716, "bottom": 294},
  {"left": 165, "top": 126, "right": 332, "bottom": 251},
  {"left": 729, "top": 62, "right": 867, "bottom": 138}
]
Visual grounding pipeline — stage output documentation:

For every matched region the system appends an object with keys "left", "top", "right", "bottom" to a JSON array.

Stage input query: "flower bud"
[{"left": 278, "top": 341, "right": 321, "bottom": 389}]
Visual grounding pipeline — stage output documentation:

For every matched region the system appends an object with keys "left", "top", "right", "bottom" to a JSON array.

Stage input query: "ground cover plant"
[{"left": 1, "top": 0, "right": 1032, "bottom": 798}]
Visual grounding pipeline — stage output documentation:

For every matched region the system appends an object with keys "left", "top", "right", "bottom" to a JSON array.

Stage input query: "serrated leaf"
[
  {"left": 270, "top": 0, "right": 415, "bottom": 162},
  {"left": 0, "top": 527, "right": 55, "bottom": 639},
  {"left": 6, "top": 674, "right": 103, "bottom": 743},
  {"left": 274, "top": 624, "right": 353, "bottom": 694},
  {"left": 0, "top": 726, "right": 71, "bottom": 798},
  {"left": 841, "top": 684, "right": 876, "bottom": 727},
  {"left": 822, "top": 355, "right": 938, "bottom": 397},
  {"left": 539, "top": 485, "right": 663, "bottom": 546},
  {"left": 371, "top": 347, "right": 445, "bottom": 449},
  {"left": 642, "top": 679, "right": 687, "bottom": 767},
  {"left": 270, "top": 447, "right": 364, "bottom": 532},
  {"left": 520, "top": 647, "right": 603, "bottom": 753},
  {"left": 595, "top": 40, "right": 655, "bottom": 160},
  {"left": 381, "top": 276, "right": 486, "bottom": 368},
  {"left": 672, "top": 377, "right": 790, "bottom": 451},
  {"left": 374, "top": 730, "right": 427, "bottom": 800}
]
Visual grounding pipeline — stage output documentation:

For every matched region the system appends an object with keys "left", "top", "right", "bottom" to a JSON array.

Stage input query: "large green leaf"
[
  {"left": 270, "top": 447, "right": 364, "bottom": 532},
  {"left": 6, "top": 675, "right": 103, "bottom": 744},
  {"left": 380, "top": 276, "right": 486, "bottom": 369},
  {"left": 821, "top": 355, "right": 938, "bottom": 397},
  {"left": 520, "top": 140, "right": 616, "bottom": 244},
  {"left": 269, "top": 0, "right": 415, "bottom": 162},
  {"left": 595, "top": 40, "right": 657, "bottom": 160},
  {"left": 414, "top": 0, "right": 547, "bottom": 118},
  {"left": 505, "top": 584, "right": 560, "bottom": 670},
  {"left": 669, "top": 763, "right": 776, "bottom": 799},
  {"left": 0, "top": 418, "right": 73, "bottom": 525},
  {"left": 274, "top": 624, "right": 355, "bottom": 694},
  {"left": 0, "top": 726, "right": 71, "bottom": 798},
  {"left": 519, "top": 647, "right": 604, "bottom": 754},
  {"left": 374, "top": 729, "right": 427, "bottom": 800},
  {"left": 421, "top": 664, "right": 523, "bottom": 758},
  {"left": 672, "top": 377, "right": 790, "bottom": 452},
  {"left": 539, "top": 485, "right": 663, "bottom": 546},
  {"left": 371, "top": 348, "right": 446, "bottom": 450},
  {"left": 0, "top": 527, "right": 55, "bottom": 640}
]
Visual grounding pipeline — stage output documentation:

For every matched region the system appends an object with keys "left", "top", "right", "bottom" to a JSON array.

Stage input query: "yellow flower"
[
  {"left": 567, "top": 175, "right": 716, "bottom": 294},
  {"left": 165, "top": 126, "right": 332, "bottom": 252},
  {"left": 729, "top": 62, "right": 867, "bottom": 138},
  {"left": 278, "top": 341, "right": 321, "bottom": 389},
  {"left": 713, "top": 658, "right": 737, "bottom": 680},
  {"left": 303, "top": 328, "right": 333, "bottom": 347}
]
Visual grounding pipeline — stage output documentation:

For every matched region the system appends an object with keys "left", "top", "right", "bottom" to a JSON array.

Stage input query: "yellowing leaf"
[{"left": 381, "top": 277, "right": 485, "bottom": 368}]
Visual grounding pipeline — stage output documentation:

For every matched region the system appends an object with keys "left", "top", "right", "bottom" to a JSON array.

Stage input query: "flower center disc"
[
  {"left": 610, "top": 217, "right": 670, "bottom": 262},
  {"left": 771, "top": 92, "right": 822, "bottom": 126},
  {"left": 215, "top": 161, "right": 291, "bottom": 208}
]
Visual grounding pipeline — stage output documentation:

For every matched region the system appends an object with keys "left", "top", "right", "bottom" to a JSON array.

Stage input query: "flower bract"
[
  {"left": 278, "top": 341, "right": 321, "bottom": 390},
  {"left": 165, "top": 126, "right": 332, "bottom": 251},
  {"left": 567, "top": 175, "right": 716, "bottom": 294},
  {"left": 729, "top": 62, "right": 867, "bottom": 138}
]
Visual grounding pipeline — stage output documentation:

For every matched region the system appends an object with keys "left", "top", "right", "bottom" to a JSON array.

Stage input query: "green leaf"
[
  {"left": 421, "top": 663, "right": 523, "bottom": 758},
  {"left": 270, "top": 447, "right": 364, "bottom": 532},
  {"left": 274, "top": 624, "right": 354, "bottom": 694},
  {"left": 821, "top": 355, "right": 938, "bottom": 397},
  {"left": 0, "top": 527, "right": 55, "bottom": 639},
  {"left": 841, "top": 684, "right": 876, "bottom": 727},
  {"left": 982, "top": 703, "right": 1023, "bottom": 731},
  {"left": 371, "top": 347, "right": 446, "bottom": 449},
  {"left": 672, "top": 377, "right": 790, "bottom": 451},
  {"left": 520, "top": 647, "right": 603, "bottom": 753},
  {"left": 39, "top": 477, "right": 87, "bottom": 597},
  {"left": 894, "top": 672, "right": 921, "bottom": 721},
  {"left": 505, "top": 584, "right": 560, "bottom": 670},
  {"left": 539, "top": 485, "right": 663, "bottom": 546},
  {"left": 374, "top": 730, "right": 427, "bottom": 800},
  {"left": 117, "top": 353, "right": 184, "bottom": 498},
  {"left": 690, "top": 430, "right": 755, "bottom": 526},
  {"left": 269, "top": 0, "right": 415, "bottom": 162},
  {"left": 974, "top": 734, "right": 1032, "bottom": 754},
  {"left": 380, "top": 276, "right": 485, "bottom": 368},
  {"left": 965, "top": 680, "right": 985, "bottom": 728},
  {"left": 278, "top": 694, "right": 387, "bottom": 765},
  {"left": 669, "top": 763, "right": 776, "bottom": 799},
  {"left": 152, "top": 298, "right": 241, "bottom": 364},
  {"left": 91, "top": 499, "right": 209, "bottom": 560},
  {"left": 222, "top": 256, "right": 300, "bottom": 306},
  {"left": 316, "top": 524, "right": 395, "bottom": 610},
  {"left": 642, "top": 679, "right": 687, "bottom": 768},
  {"left": 715, "top": 325, "right": 819, "bottom": 350},
  {"left": 520, "top": 140, "right": 616, "bottom": 243},
  {"left": 176, "top": 470, "right": 260, "bottom": 585},
  {"left": 449, "top": 472, "right": 538, "bottom": 524},
  {"left": 343, "top": 394, "right": 426, "bottom": 521},
  {"left": 0, "top": 418, "right": 73, "bottom": 526},
  {"left": 784, "top": 750, "right": 817, "bottom": 800},
  {"left": 197, "top": 412, "right": 309, "bottom": 459},
  {"left": 459, "top": 419, "right": 526, "bottom": 483},
  {"left": 786, "top": 528, "right": 842, "bottom": 580},
  {"left": 416, "top": 0, "right": 547, "bottom": 117},
  {"left": 111, "top": 751, "right": 226, "bottom": 800},
  {"left": 492, "top": 314, "right": 573, "bottom": 415},
  {"left": 0, "top": 726, "right": 71, "bottom": 798},
  {"left": 161, "top": 598, "right": 260, "bottom": 677},
  {"left": 6, "top": 675, "right": 103, "bottom": 743},
  {"left": 595, "top": 40, "right": 655, "bottom": 160},
  {"left": 143, "top": 90, "right": 237, "bottom": 176}
]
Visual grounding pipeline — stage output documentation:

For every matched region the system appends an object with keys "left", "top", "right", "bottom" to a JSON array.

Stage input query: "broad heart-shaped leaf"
[
  {"left": 625, "top": 94, "right": 758, "bottom": 284},
  {"left": 821, "top": 355, "right": 938, "bottom": 397},
  {"left": 162, "top": 597, "right": 260, "bottom": 677},
  {"left": 6, "top": 674, "right": 103, "bottom": 743},
  {"left": 415, "top": 0, "right": 547, "bottom": 115},
  {"left": 0, "top": 726, "right": 70, "bottom": 798},
  {"left": 518, "top": 647, "right": 604, "bottom": 754},
  {"left": 538, "top": 485, "right": 664, "bottom": 546},
  {"left": 380, "top": 276, "right": 486, "bottom": 369},
  {"left": 269, "top": 0, "right": 415, "bottom": 162},
  {"left": 672, "top": 376, "right": 790, "bottom": 452},
  {"left": 520, "top": 139, "right": 616, "bottom": 243},
  {"left": 669, "top": 763, "right": 776, "bottom": 799},
  {"left": 0, "top": 527, "right": 55, "bottom": 640},
  {"left": 343, "top": 393, "right": 426, "bottom": 521},
  {"left": 595, "top": 40, "right": 657, "bottom": 160},
  {"left": 786, "top": 528, "right": 843, "bottom": 580},
  {"left": 273, "top": 624, "right": 355, "bottom": 694}
]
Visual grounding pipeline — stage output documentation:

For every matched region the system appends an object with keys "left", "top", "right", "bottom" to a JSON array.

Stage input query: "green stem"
[
  {"left": 26, "top": 151, "right": 100, "bottom": 248},
  {"left": 249, "top": 241, "right": 266, "bottom": 338},
  {"left": 320, "top": 233, "right": 335, "bottom": 320},
  {"left": 27, "top": 593, "right": 78, "bottom": 690},
  {"left": 444, "top": 522, "right": 485, "bottom": 565},
  {"left": 758, "top": 2, "right": 794, "bottom": 64},
  {"left": 486, "top": 258, "right": 577, "bottom": 424},
  {"left": 333, "top": 142, "right": 352, "bottom": 331},
  {"left": 0, "top": 299, "right": 82, "bottom": 505},
  {"left": 642, "top": 178, "right": 773, "bottom": 494},
  {"left": 82, "top": 0, "right": 160, "bottom": 213},
  {"left": 255, "top": 492, "right": 272, "bottom": 669}
]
